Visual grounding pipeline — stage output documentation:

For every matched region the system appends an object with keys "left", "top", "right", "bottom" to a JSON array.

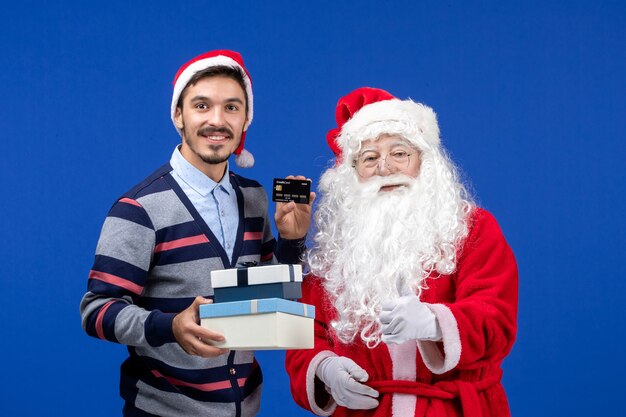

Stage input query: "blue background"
[{"left": 1, "top": 1, "right": 624, "bottom": 415}]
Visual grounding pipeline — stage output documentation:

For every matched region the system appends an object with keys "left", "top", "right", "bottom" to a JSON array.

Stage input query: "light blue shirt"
[{"left": 170, "top": 147, "right": 239, "bottom": 261}]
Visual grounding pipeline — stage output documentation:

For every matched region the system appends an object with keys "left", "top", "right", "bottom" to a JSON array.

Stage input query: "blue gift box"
[
  {"left": 199, "top": 298, "right": 315, "bottom": 350},
  {"left": 200, "top": 298, "right": 314, "bottom": 318}
]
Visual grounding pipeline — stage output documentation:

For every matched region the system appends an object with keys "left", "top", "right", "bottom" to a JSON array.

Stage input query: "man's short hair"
[{"left": 177, "top": 65, "right": 248, "bottom": 111}]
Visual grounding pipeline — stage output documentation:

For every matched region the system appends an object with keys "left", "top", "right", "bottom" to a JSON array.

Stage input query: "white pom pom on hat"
[
  {"left": 234, "top": 148, "right": 255, "bottom": 168},
  {"left": 171, "top": 50, "right": 255, "bottom": 168}
]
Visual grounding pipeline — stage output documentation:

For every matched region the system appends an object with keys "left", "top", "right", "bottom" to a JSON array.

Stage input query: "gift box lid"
[
  {"left": 211, "top": 264, "right": 302, "bottom": 288},
  {"left": 200, "top": 298, "right": 315, "bottom": 319}
]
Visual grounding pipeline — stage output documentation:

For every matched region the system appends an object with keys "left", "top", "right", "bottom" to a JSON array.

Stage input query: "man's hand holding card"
[{"left": 273, "top": 176, "right": 316, "bottom": 240}]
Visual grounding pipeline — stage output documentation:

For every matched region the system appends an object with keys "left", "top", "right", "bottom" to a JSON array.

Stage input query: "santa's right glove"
[
  {"left": 379, "top": 295, "right": 442, "bottom": 344},
  {"left": 315, "top": 356, "right": 379, "bottom": 410}
]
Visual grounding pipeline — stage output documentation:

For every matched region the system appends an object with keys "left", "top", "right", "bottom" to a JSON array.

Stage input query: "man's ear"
[
  {"left": 174, "top": 107, "right": 184, "bottom": 130},
  {"left": 243, "top": 117, "right": 249, "bottom": 132}
]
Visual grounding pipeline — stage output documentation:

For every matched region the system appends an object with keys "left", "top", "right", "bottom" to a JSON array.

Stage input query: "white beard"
[{"left": 307, "top": 151, "right": 473, "bottom": 347}]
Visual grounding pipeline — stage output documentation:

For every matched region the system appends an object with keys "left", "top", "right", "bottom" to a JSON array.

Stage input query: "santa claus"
[{"left": 286, "top": 87, "right": 518, "bottom": 417}]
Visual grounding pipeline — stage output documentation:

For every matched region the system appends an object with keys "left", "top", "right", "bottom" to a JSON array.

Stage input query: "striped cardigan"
[{"left": 80, "top": 163, "right": 303, "bottom": 417}]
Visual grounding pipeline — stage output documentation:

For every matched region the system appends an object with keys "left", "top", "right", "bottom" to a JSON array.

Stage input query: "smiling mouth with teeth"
[
  {"left": 198, "top": 126, "right": 233, "bottom": 142},
  {"left": 204, "top": 135, "right": 229, "bottom": 141}
]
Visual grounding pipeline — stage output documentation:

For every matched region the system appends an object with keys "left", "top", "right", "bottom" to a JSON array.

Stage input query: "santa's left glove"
[
  {"left": 315, "top": 356, "right": 379, "bottom": 410},
  {"left": 380, "top": 295, "right": 442, "bottom": 344}
]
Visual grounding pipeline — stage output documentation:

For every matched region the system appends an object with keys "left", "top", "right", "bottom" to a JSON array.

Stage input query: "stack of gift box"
[{"left": 199, "top": 264, "right": 315, "bottom": 350}]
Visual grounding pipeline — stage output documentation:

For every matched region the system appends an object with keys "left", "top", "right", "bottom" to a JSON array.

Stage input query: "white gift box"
[
  {"left": 211, "top": 264, "right": 303, "bottom": 288},
  {"left": 199, "top": 298, "right": 314, "bottom": 350}
]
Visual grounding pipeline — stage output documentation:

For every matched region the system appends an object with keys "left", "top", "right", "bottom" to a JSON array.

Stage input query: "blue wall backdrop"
[{"left": 1, "top": 1, "right": 624, "bottom": 415}]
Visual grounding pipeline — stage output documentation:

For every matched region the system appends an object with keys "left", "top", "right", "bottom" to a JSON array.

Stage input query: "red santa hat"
[
  {"left": 171, "top": 50, "right": 255, "bottom": 168},
  {"left": 326, "top": 87, "right": 441, "bottom": 164}
]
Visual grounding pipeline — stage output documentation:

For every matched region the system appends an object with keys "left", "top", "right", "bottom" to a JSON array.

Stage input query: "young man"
[
  {"left": 80, "top": 50, "right": 314, "bottom": 416},
  {"left": 286, "top": 87, "right": 518, "bottom": 416}
]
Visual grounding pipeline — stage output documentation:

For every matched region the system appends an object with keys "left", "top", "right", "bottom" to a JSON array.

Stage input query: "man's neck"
[
  {"left": 179, "top": 147, "right": 227, "bottom": 182},
  {"left": 198, "top": 161, "right": 227, "bottom": 183}
]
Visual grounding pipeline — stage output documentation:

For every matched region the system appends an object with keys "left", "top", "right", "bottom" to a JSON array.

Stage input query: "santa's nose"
[{"left": 376, "top": 159, "right": 394, "bottom": 176}]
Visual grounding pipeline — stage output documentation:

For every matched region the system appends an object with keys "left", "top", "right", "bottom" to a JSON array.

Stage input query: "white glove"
[
  {"left": 380, "top": 295, "right": 442, "bottom": 344},
  {"left": 315, "top": 356, "right": 379, "bottom": 410}
]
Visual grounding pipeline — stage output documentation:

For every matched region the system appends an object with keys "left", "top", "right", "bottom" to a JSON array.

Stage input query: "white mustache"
[{"left": 358, "top": 174, "right": 416, "bottom": 194}]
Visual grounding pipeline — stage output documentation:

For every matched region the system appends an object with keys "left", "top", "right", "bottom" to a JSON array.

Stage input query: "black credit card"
[{"left": 272, "top": 178, "right": 311, "bottom": 204}]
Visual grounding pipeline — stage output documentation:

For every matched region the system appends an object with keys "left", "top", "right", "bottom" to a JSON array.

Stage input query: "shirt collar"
[{"left": 170, "top": 146, "right": 233, "bottom": 197}]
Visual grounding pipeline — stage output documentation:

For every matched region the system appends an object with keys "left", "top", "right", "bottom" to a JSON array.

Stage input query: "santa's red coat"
[{"left": 286, "top": 208, "right": 518, "bottom": 417}]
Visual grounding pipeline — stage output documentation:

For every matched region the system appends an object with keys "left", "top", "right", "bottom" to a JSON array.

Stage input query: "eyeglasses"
[{"left": 352, "top": 149, "right": 417, "bottom": 177}]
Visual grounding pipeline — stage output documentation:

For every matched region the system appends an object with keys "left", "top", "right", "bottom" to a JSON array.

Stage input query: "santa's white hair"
[{"left": 307, "top": 99, "right": 474, "bottom": 347}]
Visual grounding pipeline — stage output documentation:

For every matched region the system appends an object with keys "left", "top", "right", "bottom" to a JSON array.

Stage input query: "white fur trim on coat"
[
  {"left": 388, "top": 342, "right": 418, "bottom": 417},
  {"left": 306, "top": 350, "right": 339, "bottom": 416},
  {"left": 416, "top": 303, "right": 461, "bottom": 374}
]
